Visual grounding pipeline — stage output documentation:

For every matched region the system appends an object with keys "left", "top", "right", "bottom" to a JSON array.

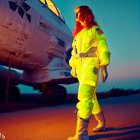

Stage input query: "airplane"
[{"left": 0, "top": 0, "right": 77, "bottom": 102}]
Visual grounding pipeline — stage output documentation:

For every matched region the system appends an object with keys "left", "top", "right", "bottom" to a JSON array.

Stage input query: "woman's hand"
[{"left": 101, "top": 66, "right": 108, "bottom": 83}]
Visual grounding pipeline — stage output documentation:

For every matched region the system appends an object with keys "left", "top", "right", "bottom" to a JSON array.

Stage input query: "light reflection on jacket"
[{"left": 69, "top": 25, "right": 110, "bottom": 87}]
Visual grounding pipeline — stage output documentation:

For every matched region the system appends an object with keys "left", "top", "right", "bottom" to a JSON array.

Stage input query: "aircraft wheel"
[
  {"left": 0, "top": 86, "right": 20, "bottom": 102},
  {"left": 43, "top": 85, "right": 67, "bottom": 103},
  {"left": 0, "top": 87, "right": 6, "bottom": 102},
  {"left": 10, "top": 86, "right": 20, "bottom": 101},
  {"left": 56, "top": 85, "right": 67, "bottom": 102}
]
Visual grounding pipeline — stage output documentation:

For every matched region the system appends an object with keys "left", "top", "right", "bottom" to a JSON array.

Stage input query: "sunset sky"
[{"left": 19, "top": 0, "right": 140, "bottom": 93}]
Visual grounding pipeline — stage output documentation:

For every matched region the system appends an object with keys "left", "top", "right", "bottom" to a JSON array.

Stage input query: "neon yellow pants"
[{"left": 77, "top": 84, "right": 102, "bottom": 119}]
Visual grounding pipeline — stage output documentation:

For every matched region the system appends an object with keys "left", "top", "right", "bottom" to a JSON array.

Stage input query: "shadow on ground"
[{"left": 89, "top": 124, "right": 140, "bottom": 140}]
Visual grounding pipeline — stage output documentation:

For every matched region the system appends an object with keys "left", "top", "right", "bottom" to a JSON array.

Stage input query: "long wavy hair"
[{"left": 73, "top": 6, "right": 98, "bottom": 37}]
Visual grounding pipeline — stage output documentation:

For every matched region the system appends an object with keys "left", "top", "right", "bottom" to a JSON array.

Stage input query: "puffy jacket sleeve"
[
  {"left": 95, "top": 27, "right": 111, "bottom": 67},
  {"left": 69, "top": 36, "right": 78, "bottom": 67},
  {"left": 68, "top": 38, "right": 78, "bottom": 78},
  {"left": 69, "top": 47, "right": 77, "bottom": 67}
]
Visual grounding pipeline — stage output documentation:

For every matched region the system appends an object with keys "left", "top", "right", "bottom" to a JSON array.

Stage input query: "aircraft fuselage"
[{"left": 0, "top": 0, "right": 72, "bottom": 70}]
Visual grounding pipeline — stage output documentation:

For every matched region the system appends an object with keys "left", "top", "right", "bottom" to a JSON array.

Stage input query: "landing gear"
[
  {"left": 0, "top": 87, "right": 6, "bottom": 102},
  {"left": 10, "top": 86, "right": 20, "bottom": 101},
  {"left": 42, "top": 84, "right": 67, "bottom": 103},
  {"left": 0, "top": 86, "right": 20, "bottom": 102}
]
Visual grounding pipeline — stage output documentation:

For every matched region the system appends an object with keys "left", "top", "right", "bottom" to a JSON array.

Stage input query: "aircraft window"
[
  {"left": 22, "top": 2, "right": 31, "bottom": 12},
  {"left": 18, "top": 6, "right": 24, "bottom": 18},
  {"left": 40, "top": 0, "right": 46, "bottom": 4},
  {"left": 8, "top": 1, "right": 31, "bottom": 23},
  {"left": 39, "top": 0, "right": 64, "bottom": 22},
  {"left": 9, "top": 1, "right": 17, "bottom": 11},
  {"left": 26, "top": 14, "right": 31, "bottom": 23}
]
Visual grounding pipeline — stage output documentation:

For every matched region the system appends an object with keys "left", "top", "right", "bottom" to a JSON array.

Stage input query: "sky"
[{"left": 19, "top": 0, "right": 140, "bottom": 93}]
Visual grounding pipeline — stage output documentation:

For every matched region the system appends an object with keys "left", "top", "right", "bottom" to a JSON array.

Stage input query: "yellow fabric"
[
  {"left": 69, "top": 25, "right": 110, "bottom": 86},
  {"left": 69, "top": 25, "right": 110, "bottom": 119},
  {"left": 77, "top": 84, "right": 101, "bottom": 119},
  {"left": 92, "top": 90, "right": 102, "bottom": 115}
]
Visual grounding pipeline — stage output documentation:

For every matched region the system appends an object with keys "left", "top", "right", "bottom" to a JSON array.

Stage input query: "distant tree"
[{"left": 97, "top": 88, "right": 140, "bottom": 99}]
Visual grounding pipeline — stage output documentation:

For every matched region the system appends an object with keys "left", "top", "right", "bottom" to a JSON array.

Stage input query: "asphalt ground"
[{"left": 0, "top": 94, "right": 140, "bottom": 140}]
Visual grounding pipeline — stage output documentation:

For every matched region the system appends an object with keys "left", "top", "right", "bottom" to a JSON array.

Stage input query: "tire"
[{"left": 43, "top": 85, "right": 67, "bottom": 103}]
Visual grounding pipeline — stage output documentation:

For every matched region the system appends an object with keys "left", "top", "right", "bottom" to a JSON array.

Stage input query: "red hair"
[{"left": 73, "top": 6, "right": 98, "bottom": 37}]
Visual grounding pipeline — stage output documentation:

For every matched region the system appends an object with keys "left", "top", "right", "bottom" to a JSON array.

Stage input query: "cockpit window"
[{"left": 39, "top": 0, "right": 64, "bottom": 21}]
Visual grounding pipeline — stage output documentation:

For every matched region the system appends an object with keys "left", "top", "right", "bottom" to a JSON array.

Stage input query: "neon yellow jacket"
[{"left": 69, "top": 25, "right": 110, "bottom": 86}]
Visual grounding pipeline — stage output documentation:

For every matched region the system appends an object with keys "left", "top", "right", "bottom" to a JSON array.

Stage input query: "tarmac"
[{"left": 0, "top": 94, "right": 140, "bottom": 140}]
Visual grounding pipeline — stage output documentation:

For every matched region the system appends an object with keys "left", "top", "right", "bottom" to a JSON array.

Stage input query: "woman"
[{"left": 68, "top": 6, "right": 110, "bottom": 140}]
